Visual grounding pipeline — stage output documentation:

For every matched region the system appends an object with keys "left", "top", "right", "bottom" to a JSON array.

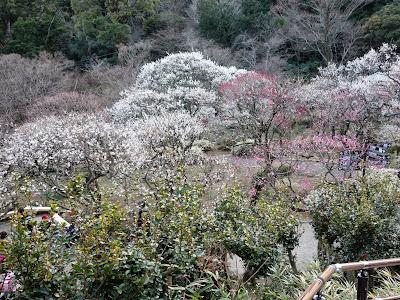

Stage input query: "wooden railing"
[{"left": 298, "top": 258, "right": 400, "bottom": 300}]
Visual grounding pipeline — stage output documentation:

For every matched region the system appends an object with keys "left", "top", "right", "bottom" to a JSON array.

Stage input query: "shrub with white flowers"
[
  {"left": 132, "top": 111, "right": 204, "bottom": 154},
  {"left": 108, "top": 87, "right": 218, "bottom": 122},
  {"left": 130, "top": 111, "right": 208, "bottom": 185},
  {"left": 376, "top": 120, "right": 400, "bottom": 143}
]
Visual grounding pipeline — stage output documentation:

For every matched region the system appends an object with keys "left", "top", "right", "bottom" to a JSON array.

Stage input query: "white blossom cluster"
[
  {"left": 135, "top": 52, "right": 245, "bottom": 91},
  {"left": 0, "top": 110, "right": 207, "bottom": 196},
  {"left": 337, "top": 43, "right": 398, "bottom": 79},
  {"left": 108, "top": 89, "right": 175, "bottom": 122},
  {"left": 131, "top": 111, "right": 204, "bottom": 153},
  {"left": 0, "top": 53, "right": 231, "bottom": 203},
  {"left": 297, "top": 47, "right": 398, "bottom": 107},
  {"left": 129, "top": 111, "right": 206, "bottom": 183},
  {"left": 108, "top": 86, "right": 218, "bottom": 122},
  {"left": 366, "top": 167, "right": 400, "bottom": 183},
  {"left": 109, "top": 52, "right": 246, "bottom": 122},
  {"left": 376, "top": 122, "right": 400, "bottom": 143},
  {"left": 0, "top": 113, "right": 147, "bottom": 184}
]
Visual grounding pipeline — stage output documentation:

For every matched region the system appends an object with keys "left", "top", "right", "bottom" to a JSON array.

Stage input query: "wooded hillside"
[{"left": 1, "top": 0, "right": 398, "bottom": 73}]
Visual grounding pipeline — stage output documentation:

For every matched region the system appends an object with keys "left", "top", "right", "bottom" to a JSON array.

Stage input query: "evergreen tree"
[
  {"left": 197, "top": 0, "right": 238, "bottom": 47},
  {"left": 196, "top": 0, "right": 275, "bottom": 48},
  {"left": 363, "top": 4, "right": 400, "bottom": 48},
  {"left": 1, "top": 0, "right": 70, "bottom": 57},
  {"left": 64, "top": 0, "right": 131, "bottom": 66}
]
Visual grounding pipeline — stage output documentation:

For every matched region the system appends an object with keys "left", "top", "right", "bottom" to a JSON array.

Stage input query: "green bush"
[
  {"left": 307, "top": 168, "right": 400, "bottom": 265},
  {"left": 213, "top": 186, "right": 301, "bottom": 277},
  {"left": 0, "top": 170, "right": 306, "bottom": 298},
  {"left": 3, "top": 15, "right": 69, "bottom": 57}
]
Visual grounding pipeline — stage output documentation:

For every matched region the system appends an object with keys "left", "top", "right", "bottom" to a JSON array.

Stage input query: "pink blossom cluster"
[{"left": 246, "top": 134, "right": 360, "bottom": 197}]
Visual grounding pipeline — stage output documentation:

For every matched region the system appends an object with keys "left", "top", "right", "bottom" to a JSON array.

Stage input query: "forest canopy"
[{"left": 1, "top": 0, "right": 399, "bottom": 73}]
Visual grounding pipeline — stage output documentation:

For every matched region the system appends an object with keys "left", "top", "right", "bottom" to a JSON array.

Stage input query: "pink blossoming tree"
[
  {"left": 247, "top": 134, "right": 360, "bottom": 202},
  {"left": 296, "top": 44, "right": 400, "bottom": 141},
  {"left": 220, "top": 71, "right": 295, "bottom": 143}
]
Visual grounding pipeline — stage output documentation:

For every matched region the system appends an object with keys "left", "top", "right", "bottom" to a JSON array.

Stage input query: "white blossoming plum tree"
[
  {"left": 109, "top": 52, "right": 246, "bottom": 121},
  {"left": 133, "top": 111, "right": 204, "bottom": 155},
  {"left": 135, "top": 52, "right": 245, "bottom": 92},
  {"left": 0, "top": 113, "right": 146, "bottom": 204},
  {"left": 130, "top": 111, "right": 206, "bottom": 187},
  {"left": 0, "top": 110, "right": 207, "bottom": 211},
  {"left": 377, "top": 120, "right": 400, "bottom": 144},
  {"left": 108, "top": 87, "right": 218, "bottom": 121}
]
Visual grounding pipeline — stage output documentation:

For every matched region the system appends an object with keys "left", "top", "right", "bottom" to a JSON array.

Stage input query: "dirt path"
[{"left": 294, "top": 219, "right": 318, "bottom": 270}]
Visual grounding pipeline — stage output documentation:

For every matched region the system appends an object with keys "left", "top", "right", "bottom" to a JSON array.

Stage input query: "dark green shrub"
[{"left": 307, "top": 169, "right": 400, "bottom": 265}]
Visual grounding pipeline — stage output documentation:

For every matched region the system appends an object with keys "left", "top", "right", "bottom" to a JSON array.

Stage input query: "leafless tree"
[
  {"left": 232, "top": 33, "right": 259, "bottom": 69},
  {"left": 0, "top": 52, "right": 74, "bottom": 124},
  {"left": 182, "top": 27, "right": 242, "bottom": 68},
  {"left": 262, "top": 35, "right": 288, "bottom": 74},
  {"left": 81, "top": 47, "right": 149, "bottom": 106},
  {"left": 272, "top": 0, "right": 372, "bottom": 64}
]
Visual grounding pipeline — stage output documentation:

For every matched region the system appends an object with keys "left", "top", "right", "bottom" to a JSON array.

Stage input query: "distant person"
[
  {"left": 38, "top": 215, "right": 51, "bottom": 232},
  {"left": 65, "top": 212, "right": 76, "bottom": 233},
  {"left": 64, "top": 211, "right": 79, "bottom": 246},
  {"left": 16, "top": 208, "right": 24, "bottom": 217}
]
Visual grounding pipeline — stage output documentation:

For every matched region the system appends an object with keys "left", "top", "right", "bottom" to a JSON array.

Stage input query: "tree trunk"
[
  {"left": 6, "top": 19, "right": 13, "bottom": 39},
  {"left": 287, "top": 248, "right": 298, "bottom": 274}
]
